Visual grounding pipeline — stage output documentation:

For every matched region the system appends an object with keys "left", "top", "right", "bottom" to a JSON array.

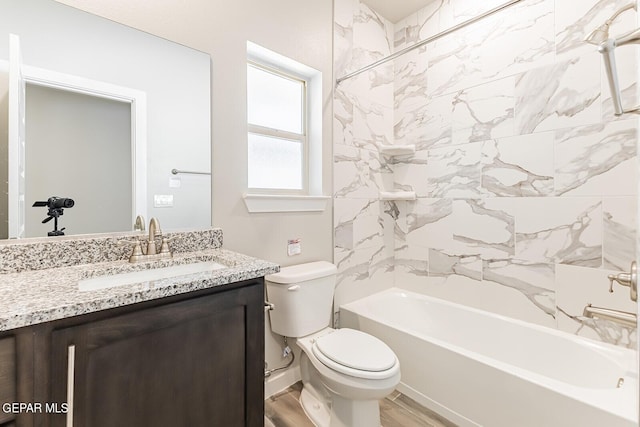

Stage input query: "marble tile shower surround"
[
  {"left": 0, "top": 228, "right": 223, "bottom": 274},
  {"left": 333, "top": 0, "right": 639, "bottom": 348}
]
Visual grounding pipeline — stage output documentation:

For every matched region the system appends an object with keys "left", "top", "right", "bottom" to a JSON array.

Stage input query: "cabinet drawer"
[{"left": 0, "top": 337, "right": 16, "bottom": 424}]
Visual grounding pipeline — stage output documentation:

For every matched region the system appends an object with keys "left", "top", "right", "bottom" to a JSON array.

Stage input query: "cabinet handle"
[{"left": 66, "top": 345, "right": 75, "bottom": 427}]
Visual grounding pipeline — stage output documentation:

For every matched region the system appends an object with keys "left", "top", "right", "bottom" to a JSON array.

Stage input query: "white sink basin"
[{"left": 78, "top": 261, "right": 227, "bottom": 291}]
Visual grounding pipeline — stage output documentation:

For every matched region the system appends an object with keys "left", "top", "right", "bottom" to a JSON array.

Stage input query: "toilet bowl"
[
  {"left": 297, "top": 328, "right": 401, "bottom": 427},
  {"left": 265, "top": 262, "right": 401, "bottom": 427}
]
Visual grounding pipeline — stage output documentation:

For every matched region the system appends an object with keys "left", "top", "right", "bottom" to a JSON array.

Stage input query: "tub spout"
[{"left": 583, "top": 304, "right": 636, "bottom": 328}]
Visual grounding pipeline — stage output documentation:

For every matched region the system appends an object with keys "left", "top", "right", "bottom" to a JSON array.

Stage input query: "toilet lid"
[{"left": 313, "top": 329, "right": 397, "bottom": 378}]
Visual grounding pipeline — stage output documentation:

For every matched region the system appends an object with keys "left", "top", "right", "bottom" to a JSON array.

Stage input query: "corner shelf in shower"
[
  {"left": 379, "top": 191, "right": 416, "bottom": 201},
  {"left": 379, "top": 145, "right": 416, "bottom": 157}
]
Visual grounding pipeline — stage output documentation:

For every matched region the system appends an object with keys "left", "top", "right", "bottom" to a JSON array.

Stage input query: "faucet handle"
[
  {"left": 159, "top": 237, "right": 174, "bottom": 258},
  {"left": 118, "top": 239, "right": 145, "bottom": 262},
  {"left": 608, "top": 273, "right": 630, "bottom": 292},
  {"left": 607, "top": 262, "right": 637, "bottom": 302}
]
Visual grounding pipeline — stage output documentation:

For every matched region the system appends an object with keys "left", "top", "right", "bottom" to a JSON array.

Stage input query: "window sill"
[{"left": 243, "top": 193, "right": 330, "bottom": 213}]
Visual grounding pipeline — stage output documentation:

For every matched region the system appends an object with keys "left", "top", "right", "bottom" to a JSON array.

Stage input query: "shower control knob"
[{"left": 607, "top": 261, "right": 637, "bottom": 302}]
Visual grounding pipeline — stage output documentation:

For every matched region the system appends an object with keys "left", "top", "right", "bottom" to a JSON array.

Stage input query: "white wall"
[
  {"left": 25, "top": 85, "right": 132, "bottom": 237},
  {"left": 53, "top": 0, "right": 335, "bottom": 395}
]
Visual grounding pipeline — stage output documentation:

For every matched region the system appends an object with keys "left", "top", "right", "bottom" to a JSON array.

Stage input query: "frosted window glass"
[
  {"left": 248, "top": 133, "right": 302, "bottom": 189},
  {"left": 247, "top": 65, "right": 303, "bottom": 134}
]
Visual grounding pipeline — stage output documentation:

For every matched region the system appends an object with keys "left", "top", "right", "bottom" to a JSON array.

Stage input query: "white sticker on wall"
[{"left": 287, "top": 239, "right": 301, "bottom": 256}]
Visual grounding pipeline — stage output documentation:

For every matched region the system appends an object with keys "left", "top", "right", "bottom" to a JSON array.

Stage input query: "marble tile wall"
[
  {"left": 334, "top": 0, "right": 396, "bottom": 316},
  {"left": 334, "top": 0, "right": 639, "bottom": 348}
]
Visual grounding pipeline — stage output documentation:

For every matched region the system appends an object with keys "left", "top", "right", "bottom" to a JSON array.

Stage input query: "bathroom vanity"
[{"left": 0, "top": 229, "right": 278, "bottom": 427}]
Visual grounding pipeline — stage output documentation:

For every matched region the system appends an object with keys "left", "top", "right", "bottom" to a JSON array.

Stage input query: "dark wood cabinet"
[
  {"left": 7, "top": 279, "right": 264, "bottom": 427},
  {"left": 0, "top": 337, "right": 16, "bottom": 426}
]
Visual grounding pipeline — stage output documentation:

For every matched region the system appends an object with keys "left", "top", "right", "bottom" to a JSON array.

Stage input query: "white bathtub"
[{"left": 340, "top": 288, "right": 638, "bottom": 427}]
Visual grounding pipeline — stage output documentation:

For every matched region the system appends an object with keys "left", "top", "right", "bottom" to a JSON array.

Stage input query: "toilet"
[{"left": 266, "top": 261, "right": 400, "bottom": 427}]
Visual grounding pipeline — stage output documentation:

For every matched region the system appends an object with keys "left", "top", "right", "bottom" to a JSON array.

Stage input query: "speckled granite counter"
[
  {"left": 0, "top": 228, "right": 224, "bottom": 273},
  {"left": 0, "top": 229, "right": 279, "bottom": 331}
]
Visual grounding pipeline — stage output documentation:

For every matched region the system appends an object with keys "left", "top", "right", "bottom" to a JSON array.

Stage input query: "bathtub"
[{"left": 340, "top": 288, "right": 638, "bottom": 427}]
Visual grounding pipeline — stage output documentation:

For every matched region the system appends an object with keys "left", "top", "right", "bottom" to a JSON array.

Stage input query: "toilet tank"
[{"left": 266, "top": 261, "right": 337, "bottom": 338}]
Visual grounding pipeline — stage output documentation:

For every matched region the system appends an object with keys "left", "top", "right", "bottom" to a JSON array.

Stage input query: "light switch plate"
[{"left": 154, "top": 194, "right": 174, "bottom": 207}]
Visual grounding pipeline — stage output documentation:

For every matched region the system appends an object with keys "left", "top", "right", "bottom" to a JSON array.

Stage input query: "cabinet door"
[
  {"left": 49, "top": 283, "right": 264, "bottom": 427},
  {"left": 0, "top": 337, "right": 16, "bottom": 425}
]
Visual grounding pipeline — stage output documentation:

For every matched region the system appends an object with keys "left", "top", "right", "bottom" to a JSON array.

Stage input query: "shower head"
[{"left": 584, "top": 3, "right": 637, "bottom": 45}]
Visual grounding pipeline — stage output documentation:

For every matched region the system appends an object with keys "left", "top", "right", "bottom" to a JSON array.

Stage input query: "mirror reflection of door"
[{"left": 25, "top": 84, "right": 132, "bottom": 237}]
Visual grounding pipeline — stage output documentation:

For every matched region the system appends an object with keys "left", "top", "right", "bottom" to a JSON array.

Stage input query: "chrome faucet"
[
  {"left": 583, "top": 304, "right": 636, "bottom": 328},
  {"left": 120, "top": 217, "right": 172, "bottom": 263}
]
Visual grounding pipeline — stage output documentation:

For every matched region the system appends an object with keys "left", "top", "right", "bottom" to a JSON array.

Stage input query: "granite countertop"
[{"left": 0, "top": 248, "right": 279, "bottom": 331}]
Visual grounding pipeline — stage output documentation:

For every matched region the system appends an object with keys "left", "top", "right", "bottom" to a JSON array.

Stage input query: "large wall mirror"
[{"left": 0, "top": 0, "right": 211, "bottom": 239}]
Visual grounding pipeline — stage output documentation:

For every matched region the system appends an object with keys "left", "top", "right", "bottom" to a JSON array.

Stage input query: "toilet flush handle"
[{"left": 287, "top": 285, "right": 300, "bottom": 291}]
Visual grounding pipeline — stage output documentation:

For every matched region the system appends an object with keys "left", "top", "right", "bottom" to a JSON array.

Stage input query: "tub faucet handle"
[
  {"left": 607, "top": 261, "right": 637, "bottom": 302},
  {"left": 607, "top": 274, "right": 628, "bottom": 292}
]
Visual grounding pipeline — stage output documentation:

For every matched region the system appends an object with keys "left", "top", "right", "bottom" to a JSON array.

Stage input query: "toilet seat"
[{"left": 312, "top": 329, "right": 399, "bottom": 380}]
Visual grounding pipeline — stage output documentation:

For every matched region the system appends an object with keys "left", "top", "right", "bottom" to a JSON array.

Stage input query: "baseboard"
[{"left": 264, "top": 365, "right": 301, "bottom": 399}]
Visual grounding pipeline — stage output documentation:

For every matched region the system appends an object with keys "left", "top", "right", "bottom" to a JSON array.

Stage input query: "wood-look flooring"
[{"left": 265, "top": 382, "right": 457, "bottom": 427}]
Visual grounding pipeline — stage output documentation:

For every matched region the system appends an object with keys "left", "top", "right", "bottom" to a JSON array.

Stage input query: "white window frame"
[
  {"left": 247, "top": 61, "right": 308, "bottom": 194},
  {"left": 243, "top": 41, "right": 329, "bottom": 213}
]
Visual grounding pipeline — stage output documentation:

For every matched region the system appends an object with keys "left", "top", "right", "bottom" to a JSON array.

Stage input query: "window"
[
  {"left": 247, "top": 62, "right": 307, "bottom": 192},
  {"left": 243, "top": 42, "right": 328, "bottom": 213}
]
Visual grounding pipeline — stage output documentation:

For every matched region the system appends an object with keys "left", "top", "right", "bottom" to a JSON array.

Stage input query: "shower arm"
[
  {"left": 606, "top": 3, "right": 636, "bottom": 31},
  {"left": 598, "top": 27, "right": 640, "bottom": 116},
  {"left": 585, "top": 3, "right": 636, "bottom": 45}
]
